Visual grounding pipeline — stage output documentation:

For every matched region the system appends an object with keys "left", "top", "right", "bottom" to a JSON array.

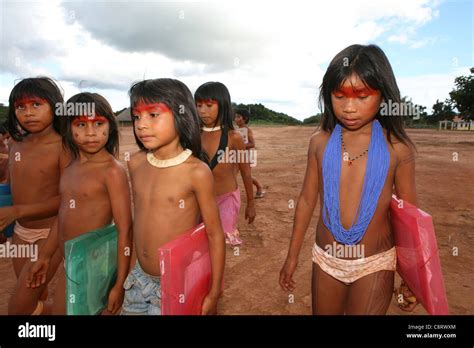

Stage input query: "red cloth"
[{"left": 390, "top": 195, "right": 449, "bottom": 315}]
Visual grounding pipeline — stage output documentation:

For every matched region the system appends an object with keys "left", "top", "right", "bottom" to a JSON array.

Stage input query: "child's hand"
[
  {"left": 26, "top": 257, "right": 50, "bottom": 288},
  {"left": 0, "top": 206, "right": 17, "bottom": 231},
  {"left": 245, "top": 203, "right": 256, "bottom": 224},
  {"left": 107, "top": 284, "right": 124, "bottom": 314},
  {"left": 279, "top": 257, "right": 298, "bottom": 292},
  {"left": 201, "top": 293, "right": 219, "bottom": 315}
]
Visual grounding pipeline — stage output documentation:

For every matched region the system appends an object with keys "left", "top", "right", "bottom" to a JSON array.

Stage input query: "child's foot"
[
  {"left": 255, "top": 190, "right": 266, "bottom": 199},
  {"left": 395, "top": 282, "right": 419, "bottom": 312}
]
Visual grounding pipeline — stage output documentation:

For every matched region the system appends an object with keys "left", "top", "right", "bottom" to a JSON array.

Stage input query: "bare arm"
[
  {"left": 233, "top": 132, "right": 255, "bottom": 223},
  {"left": 106, "top": 163, "right": 133, "bottom": 288},
  {"left": 394, "top": 142, "right": 418, "bottom": 206},
  {"left": 280, "top": 134, "right": 320, "bottom": 291},
  {"left": 246, "top": 127, "right": 255, "bottom": 149},
  {"left": 192, "top": 163, "right": 225, "bottom": 313}
]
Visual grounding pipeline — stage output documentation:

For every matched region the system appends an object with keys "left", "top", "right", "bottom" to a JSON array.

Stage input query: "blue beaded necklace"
[{"left": 322, "top": 120, "right": 390, "bottom": 245}]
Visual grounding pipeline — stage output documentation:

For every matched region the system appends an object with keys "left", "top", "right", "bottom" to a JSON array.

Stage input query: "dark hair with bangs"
[
  {"left": 62, "top": 92, "right": 119, "bottom": 159},
  {"left": 129, "top": 78, "right": 208, "bottom": 163},
  {"left": 235, "top": 108, "right": 250, "bottom": 124},
  {"left": 319, "top": 44, "right": 415, "bottom": 148},
  {"left": 7, "top": 77, "right": 64, "bottom": 141},
  {"left": 194, "top": 82, "right": 235, "bottom": 131}
]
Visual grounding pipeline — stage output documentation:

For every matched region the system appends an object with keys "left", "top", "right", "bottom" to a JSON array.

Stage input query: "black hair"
[
  {"left": 319, "top": 44, "right": 415, "bottom": 148},
  {"left": 129, "top": 78, "right": 208, "bottom": 163},
  {"left": 7, "top": 77, "right": 64, "bottom": 141},
  {"left": 194, "top": 82, "right": 235, "bottom": 132},
  {"left": 62, "top": 92, "right": 119, "bottom": 159},
  {"left": 235, "top": 108, "right": 250, "bottom": 124},
  {"left": 0, "top": 124, "right": 7, "bottom": 135}
]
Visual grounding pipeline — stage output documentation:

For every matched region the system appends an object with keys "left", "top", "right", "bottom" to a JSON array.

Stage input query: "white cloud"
[{"left": 0, "top": 0, "right": 448, "bottom": 119}]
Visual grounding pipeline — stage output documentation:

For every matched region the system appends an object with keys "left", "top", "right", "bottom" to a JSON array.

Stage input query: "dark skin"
[
  {"left": 197, "top": 102, "right": 256, "bottom": 224},
  {"left": 279, "top": 74, "right": 417, "bottom": 314},
  {"left": 25, "top": 118, "right": 132, "bottom": 315},
  {"left": 234, "top": 115, "right": 264, "bottom": 194},
  {"left": 130, "top": 105, "right": 226, "bottom": 314},
  {"left": 5, "top": 98, "right": 70, "bottom": 315}
]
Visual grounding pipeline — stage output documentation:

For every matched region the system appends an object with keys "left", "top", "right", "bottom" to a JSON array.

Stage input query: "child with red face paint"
[
  {"left": 122, "top": 78, "right": 225, "bottom": 315},
  {"left": 25, "top": 92, "right": 132, "bottom": 315},
  {"left": 195, "top": 82, "right": 256, "bottom": 246},
  {"left": 280, "top": 44, "right": 418, "bottom": 314},
  {"left": 5, "top": 77, "right": 71, "bottom": 315}
]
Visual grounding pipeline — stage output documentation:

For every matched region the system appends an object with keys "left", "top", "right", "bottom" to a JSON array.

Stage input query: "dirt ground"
[{"left": 0, "top": 126, "right": 473, "bottom": 315}]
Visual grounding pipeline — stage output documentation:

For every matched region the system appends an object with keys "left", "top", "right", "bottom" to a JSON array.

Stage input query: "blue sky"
[{"left": 0, "top": 0, "right": 472, "bottom": 120}]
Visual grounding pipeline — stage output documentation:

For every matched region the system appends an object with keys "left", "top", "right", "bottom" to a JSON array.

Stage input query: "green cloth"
[{"left": 65, "top": 224, "right": 118, "bottom": 315}]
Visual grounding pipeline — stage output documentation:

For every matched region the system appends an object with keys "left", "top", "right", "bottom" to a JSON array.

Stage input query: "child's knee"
[{"left": 8, "top": 295, "right": 40, "bottom": 315}]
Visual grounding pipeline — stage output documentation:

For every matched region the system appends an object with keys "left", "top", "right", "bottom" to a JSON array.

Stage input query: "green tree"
[
  {"left": 430, "top": 99, "right": 455, "bottom": 122},
  {"left": 449, "top": 67, "right": 474, "bottom": 119}
]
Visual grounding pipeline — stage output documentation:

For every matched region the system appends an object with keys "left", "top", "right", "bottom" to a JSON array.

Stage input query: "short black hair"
[
  {"left": 7, "top": 77, "right": 64, "bottom": 141},
  {"left": 235, "top": 108, "right": 250, "bottom": 124},
  {"left": 194, "top": 82, "right": 234, "bottom": 131},
  {"left": 129, "top": 78, "right": 208, "bottom": 163},
  {"left": 62, "top": 92, "right": 119, "bottom": 159}
]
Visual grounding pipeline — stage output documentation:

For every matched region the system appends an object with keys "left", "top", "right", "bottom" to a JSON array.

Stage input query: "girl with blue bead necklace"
[{"left": 279, "top": 44, "right": 418, "bottom": 314}]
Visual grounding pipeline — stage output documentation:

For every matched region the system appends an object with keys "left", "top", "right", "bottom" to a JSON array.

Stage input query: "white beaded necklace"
[
  {"left": 146, "top": 149, "right": 192, "bottom": 168},
  {"left": 202, "top": 125, "right": 221, "bottom": 132}
]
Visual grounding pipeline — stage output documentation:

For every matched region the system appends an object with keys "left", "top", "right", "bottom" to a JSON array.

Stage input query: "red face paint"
[
  {"left": 332, "top": 86, "right": 379, "bottom": 98},
  {"left": 196, "top": 99, "right": 218, "bottom": 105},
  {"left": 72, "top": 115, "right": 108, "bottom": 125},
  {"left": 132, "top": 102, "right": 171, "bottom": 114},
  {"left": 14, "top": 97, "right": 48, "bottom": 108}
]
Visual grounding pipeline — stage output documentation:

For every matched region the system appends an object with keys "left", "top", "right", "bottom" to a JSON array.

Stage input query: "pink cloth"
[
  {"left": 390, "top": 195, "right": 449, "bottom": 315},
  {"left": 216, "top": 188, "right": 242, "bottom": 245}
]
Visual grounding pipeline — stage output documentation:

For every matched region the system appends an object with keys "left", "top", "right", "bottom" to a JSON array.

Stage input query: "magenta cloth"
[
  {"left": 159, "top": 223, "right": 214, "bottom": 315},
  {"left": 390, "top": 195, "right": 449, "bottom": 315},
  {"left": 216, "top": 188, "right": 242, "bottom": 245}
]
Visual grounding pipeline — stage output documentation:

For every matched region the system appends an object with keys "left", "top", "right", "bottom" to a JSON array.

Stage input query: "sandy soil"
[{"left": 1, "top": 126, "right": 472, "bottom": 315}]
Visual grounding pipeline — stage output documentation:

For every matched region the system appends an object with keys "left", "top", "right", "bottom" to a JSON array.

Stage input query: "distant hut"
[{"left": 116, "top": 107, "right": 132, "bottom": 126}]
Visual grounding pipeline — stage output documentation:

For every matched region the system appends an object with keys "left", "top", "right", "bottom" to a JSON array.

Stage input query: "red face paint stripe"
[
  {"left": 332, "top": 86, "right": 379, "bottom": 98},
  {"left": 72, "top": 115, "right": 108, "bottom": 124},
  {"left": 132, "top": 102, "right": 171, "bottom": 114},
  {"left": 14, "top": 97, "right": 48, "bottom": 108}
]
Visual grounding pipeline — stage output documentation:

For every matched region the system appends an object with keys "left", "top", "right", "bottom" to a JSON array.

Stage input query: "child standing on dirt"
[
  {"left": 25, "top": 92, "right": 132, "bottom": 315},
  {"left": 195, "top": 82, "right": 256, "bottom": 246},
  {"left": 234, "top": 108, "right": 265, "bottom": 199},
  {"left": 279, "top": 44, "right": 418, "bottom": 314},
  {"left": 5, "top": 77, "right": 70, "bottom": 315},
  {"left": 123, "top": 78, "right": 225, "bottom": 315}
]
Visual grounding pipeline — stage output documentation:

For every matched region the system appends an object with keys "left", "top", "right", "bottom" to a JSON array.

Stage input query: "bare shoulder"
[
  {"left": 106, "top": 157, "right": 128, "bottom": 179},
  {"left": 390, "top": 135, "right": 416, "bottom": 165},
  {"left": 128, "top": 150, "right": 146, "bottom": 171},
  {"left": 229, "top": 129, "right": 244, "bottom": 143},
  {"left": 309, "top": 128, "right": 331, "bottom": 152},
  {"left": 188, "top": 156, "right": 213, "bottom": 185}
]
